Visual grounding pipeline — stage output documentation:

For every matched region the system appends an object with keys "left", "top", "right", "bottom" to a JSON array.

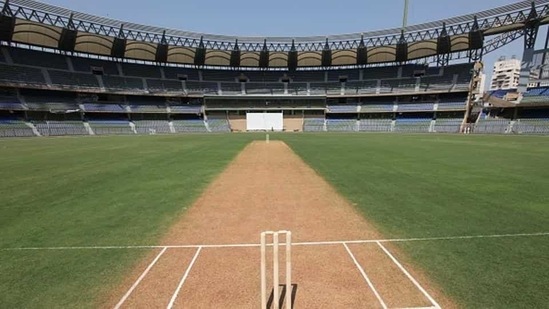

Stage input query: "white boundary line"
[
  {"left": 1, "top": 232, "right": 548, "bottom": 251},
  {"left": 113, "top": 247, "right": 167, "bottom": 309},
  {"left": 166, "top": 246, "right": 202, "bottom": 309},
  {"left": 376, "top": 242, "right": 441, "bottom": 309},
  {"left": 343, "top": 243, "right": 388, "bottom": 309}
]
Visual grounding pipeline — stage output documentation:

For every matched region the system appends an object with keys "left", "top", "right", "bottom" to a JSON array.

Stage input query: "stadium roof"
[{"left": 1, "top": 0, "right": 549, "bottom": 68}]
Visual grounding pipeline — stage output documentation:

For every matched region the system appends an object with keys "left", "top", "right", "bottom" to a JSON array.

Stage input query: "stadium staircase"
[
  {"left": 83, "top": 122, "right": 94, "bottom": 135},
  {"left": 24, "top": 121, "right": 41, "bottom": 136}
]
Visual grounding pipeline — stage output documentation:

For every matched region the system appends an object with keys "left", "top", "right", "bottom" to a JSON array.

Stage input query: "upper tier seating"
[
  {"left": 437, "top": 101, "right": 466, "bottom": 110},
  {"left": 201, "top": 70, "right": 239, "bottom": 82},
  {"left": 0, "top": 63, "right": 46, "bottom": 84},
  {"left": 147, "top": 79, "right": 184, "bottom": 92},
  {"left": 103, "top": 76, "right": 144, "bottom": 91},
  {"left": 363, "top": 66, "right": 399, "bottom": 80},
  {"left": 397, "top": 103, "right": 435, "bottom": 112},
  {"left": 49, "top": 70, "right": 100, "bottom": 88},
  {"left": 169, "top": 105, "right": 202, "bottom": 114},
  {"left": 122, "top": 63, "right": 162, "bottom": 78},
  {"left": 10, "top": 48, "right": 67, "bottom": 70},
  {"left": 246, "top": 83, "right": 284, "bottom": 95},
  {"left": 71, "top": 57, "right": 119, "bottom": 75},
  {"left": 0, "top": 92, "right": 25, "bottom": 110},
  {"left": 163, "top": 67, "right": 200, "bottom": 81},
  {"left": 82, "top": 103, "right": 126, "bottom": 113},
  {"left": 241, "top": 71, "right": 282, "bottom": 82},
  {"left": 327, "top": 69, "right": 360, "bottom": 82},
  {"left": 345, "top": 80, "right": 378, "bottom": 94},
  {"left": 360, "top": 103, "right": 394, "bottom": 112},
  {"left": 289, "top": 71, "right": 325, "bottom": 82},
  {"left": 327, "top": 105, "right": 358, "bottom": 113}
]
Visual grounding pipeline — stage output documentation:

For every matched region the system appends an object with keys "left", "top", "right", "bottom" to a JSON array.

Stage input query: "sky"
[{"left": 33, "top": 0, "right": 549, "bottom": 81}]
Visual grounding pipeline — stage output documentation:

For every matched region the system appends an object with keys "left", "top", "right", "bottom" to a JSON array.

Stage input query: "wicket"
[{"left": 260, "top": 231, "right": 292, "bottom": 309}]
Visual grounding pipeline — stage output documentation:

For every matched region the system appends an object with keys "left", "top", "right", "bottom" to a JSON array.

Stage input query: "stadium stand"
[
  {"left": 437, "top": 101, "right": 466, "bottom": 111},
  {"left": 201, "top": 70, "right": 240, "bottom": 82},
  {"left": 172, "top": 119, "right": 208, "bottom": 133},
  {"left": 327, "top": 104, "right": 358, "bottom": 113},
  {"left": 303, "top": 118, "right": 325, "bottom": 132},
  {"left": 474, "top": 118, "right": 510, "bottom": 134},
  {"left": 48, "top": 70, "right": 100, "bottom": 89},
  {"left": 434, "top": 118, "right": 462, "bottom": 133},
  {"left": 186, "top": 81, "right": 218, "bottom": 94},
  {"left": 359, "top": 118, "right": 393, "bottom": 132},
  {"left": 289, "top": 71, "right": 325, "bottom": 82},
  {"left": 34, "top": 120, "right": 88, "bottom": 136},
  {"left": 0, "top": 90, "right": 25, "bottom": 110},
  {"left": 515, "top": 119, "right": 549, "bottom": 134},
  {"left": 147, "top": 79, "right": 185, "bottom": 92},
  {"left": 220, "top": 83, "right": 243, "bottom": 94},
  {"left": 208, "top": 118, "right": 231, "bottom": 132},
  {"left": 9, "top": 49, "right": 68, "bottom": 70},
  {"left": 88, "top": 119, "right": 134, "bottom": 135},
  {"left": 103, "top": 76, "right": 145, "bottom": 91},
  {"left": 246, "top": 83, "right": 285, "bottom": 95},
  {"left": 122, "top": 63, "right": 162, "bottom": 79},
  {"left": 286, "top": 83, "right": 308, "bottom": 95},
  {"left": 346, "top": 80, "right": 378, "bottom": 94},
  {"left": 0, "top": 117, "right": 35, "bottom": 137},
  {"left": 243, "top": 71, "right": 283, "bottom": 82},
  {"left": 163, "top": 67, "right": 200, "bottom": 81},
  {"left": 327, "top": 119, "right": 357, "bottom": 132},
  {"left": 127, "top": 96, "right": 167, "bottom": 113},
  {"left": 0, "top": 63, "right": 46, "bottom": 85},
  {"left": 394, "top": 117, "right": 432, "bottom": 133},
  {"left": 82, "top": 103, "right": 126, "bottom": 113},
  {"left": 397, "top": 103, "right": 435, "bottom": 112},
  {"left": 363, "top": 66, "right": 399, "bottom": 80},
  {"left": 133, "top": 120, "right": 172, "bottom": 134},
  {"left": 327, "top": 69, "right": 360, "bottom": 82},
  {"left": 360, "top": 102, "right": 395, "bottom": 112},
  {"left": 71, "top": 57, "right": 120, "bottom": 75}
]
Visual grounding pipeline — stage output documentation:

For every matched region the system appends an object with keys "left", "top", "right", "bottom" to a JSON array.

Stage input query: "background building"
[{"left": 489, "top": 56, "right": 521, "bottom": 90}]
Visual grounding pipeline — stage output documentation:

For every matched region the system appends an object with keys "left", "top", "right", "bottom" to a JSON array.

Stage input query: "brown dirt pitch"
[{"left": 106, "top": 141, "right": 456, "bottom": 308}]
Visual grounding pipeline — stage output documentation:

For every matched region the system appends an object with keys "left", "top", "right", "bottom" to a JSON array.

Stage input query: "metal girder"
[
  {"left": 2, "top": 0, "right": 549, "bottom": 52},
  {"left": 483, "top": 30, "right": 525, "bottom": 55}
]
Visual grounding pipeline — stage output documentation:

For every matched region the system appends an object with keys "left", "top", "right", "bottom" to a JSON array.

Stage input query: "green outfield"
[{"left": 1, "top": 134, "right": 548, "bottom": 308}]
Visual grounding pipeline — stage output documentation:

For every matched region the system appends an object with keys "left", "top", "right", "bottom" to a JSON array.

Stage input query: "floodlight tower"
[{"left": 402, "top": 0, "right": 409, "bottom": 32}]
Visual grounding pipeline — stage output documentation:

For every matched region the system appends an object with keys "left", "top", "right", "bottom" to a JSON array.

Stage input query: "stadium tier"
[{"left": 0, "top": 48, "right": 546, "bottom": 136}]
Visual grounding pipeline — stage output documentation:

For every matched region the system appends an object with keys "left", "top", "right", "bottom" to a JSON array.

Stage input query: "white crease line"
[
  {"left": 166, "top": 246, "right": 202, "bottom": 309},
  {"left": 113, "top": 247, "right": 167, "bottom": 309},
  {"left": 1, "top": 232, "right": 548, "bottom": 251},
  {"left": 377, "top": 242, "right": 441, "bottom": 309},
  {"left": 343, "top": 243, "right": 388, "bottom": 309}
]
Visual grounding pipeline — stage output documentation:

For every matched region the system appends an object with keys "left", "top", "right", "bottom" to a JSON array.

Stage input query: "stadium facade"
[{"left": 1, "top": 0, "right": 549, "bottom": 137}]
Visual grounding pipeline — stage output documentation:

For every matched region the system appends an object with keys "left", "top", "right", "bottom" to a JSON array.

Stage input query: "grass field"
[{"left": 1, "top": 133, "right": 548, "bottom": 308}]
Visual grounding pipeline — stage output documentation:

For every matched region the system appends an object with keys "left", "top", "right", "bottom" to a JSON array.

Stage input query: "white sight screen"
[{"left": 246, "top": 113, "right": 283, "bottom": 131}]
